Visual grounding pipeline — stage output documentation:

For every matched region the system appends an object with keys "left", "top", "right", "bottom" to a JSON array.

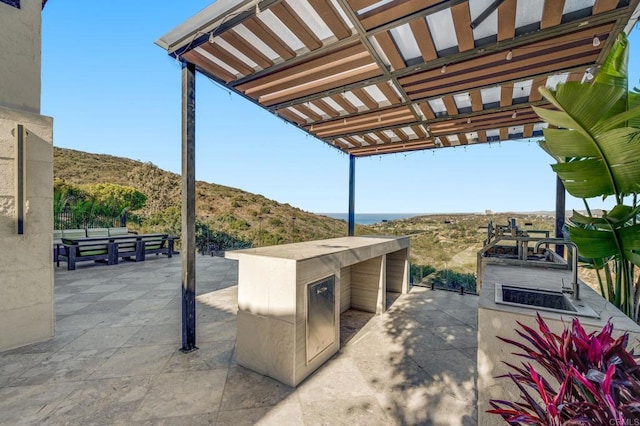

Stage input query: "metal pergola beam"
[
  {"left": 181, "top": 61, "right": 198, "bottom": 353},
  {"left": 555, "top": 176, "right": 566, "bottom": 257},
  {"left": 348, "top": 154, "right": 355, "bottom": 236}
]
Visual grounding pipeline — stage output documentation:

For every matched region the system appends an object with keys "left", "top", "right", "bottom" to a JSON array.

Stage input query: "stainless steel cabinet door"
[{"left": 307, "top": 276, "right": 335, "bottom": 362}]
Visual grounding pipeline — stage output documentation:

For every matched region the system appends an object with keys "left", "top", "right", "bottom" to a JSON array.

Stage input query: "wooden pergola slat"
[
  {"left": 362, "top": 134, "right": 378, "bottom": 145},
  {"left": 358, "top": 0, "right": 442, "bottom": 30},
  {"left": 243, "top": 18, "right": 296, "bottom": 60},
  {"left": 523, "top": 124, "right": 534, "bottom": 138},
  {"left": 200, "top": 42, "right": 255, "bottom": 76},
  {"left": 277, "top": 108, "right": 307, "bottom": 125},
  {"left": 313, "top": 98, "right": 340, "bottom": 117},
  {"left": 399, "top": 23, "right": 612, "bottom": 86},
  {"left": 393, "top": 128, "right": 410, "bottom": 141},
  {"left": 470, "top": 89, "right": 483, "bottom": 112},
  {"left": 244, "top": 55, "right": 375, "bottom": 99},
  {"left": 374, "top": 131, "right": 392, "bottom": 143},
  {"left": 270, "top": 2, "right": 322, "bottom": 51},
  {"left": 343, "top": 136, "right": 363, "bottom": 147},
  {"left": 261, "top": 64, "right": 382, "bottom": 106},
  {"left": 403, "top": 49, "right": 599, "bottom": 99},
  {"left": 330, "top": 93, "right": 358, "bottom": 114},
  {"left": 500, "top": 85, "right": 514, "bottom": 107},
  {"left": 237, "top": 43, "right": 369, "bottom": 93},
  {"left": 293, "top": 103, "right": 323, "bottom": 122},
  {"left": 529, "top": 77, "right": 546, "bottom": 102},
  {"left": 411, "top": 125, "right": 427, "bottom": 139},
  {"left": 442, "top": 96, "right": 459, "bottom": 116},
  {"left": 352, "top": 87, "right": 379, "bottom": 109},
  {"left": 160, "top": 0, "right": 637, "bottom": 157},
  {"left": 374, "top": 31, "right": 406, "bottom": 71},
  {"left": 498, "top": 0, "right": 517, "bottom": 41},
  {"left": 593, "top": 0, "right": 621, "bottom": 15},
  {"left": 346, "top": 0, "right": 380, "bottom": 12},
  {"left": 308, "top": 0, "right": 352, "bottom": 40},
  {"left": 183, "top": 50, "right": 236, "bottom": 83},
  {"left": 541, "top": 0, "right": 565, "bottom": 30},
  {"left": 451, "top": 1, "right": 474, "bottom": 52},
  {"left": 376, "top": 82, "right": 401, "bottom": 104},
  {"left": 409, "top": 16, "right": 438, "bottom": 62},
  {"left": 220, "top": 30, "right": 273, "bottom": 69},
  {"left": 419, "top": 102, "right": 436, "bottom": 120}
]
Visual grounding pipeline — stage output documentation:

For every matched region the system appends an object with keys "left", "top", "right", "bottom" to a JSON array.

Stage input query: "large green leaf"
[
  {"left": 594, "top": 128, "right": 640, "bottom": 194},
  {"left": 568, "top": 226, "right": 619, "bottom": 259},
  {"left": 541, "top": 128, "right": 599, "bottom": 158},
  {"left": 551, "top": 159, "right": 613, "bottom": 198},
  {"left": 595, "top": 32, "right": 629, "bottom": 121},
  {"left": 570, "top": 206, "right": 640, "bottom": 227},
  {"left": 629, "top": 87, "right": 640, "bottom": 128},
  {"left": 536, "top": 83, "right": 624, "bottom": 134},
  {"left": 568, "top": 223, "right": 640, "bottom": 266}
]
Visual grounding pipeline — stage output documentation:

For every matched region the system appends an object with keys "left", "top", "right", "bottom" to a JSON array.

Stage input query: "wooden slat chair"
[
  {"left": 111, "top": 228, "right": 139, "bottom": 261},
  {"left": 60, "top": 237, "right": 115, "bottom": 270},
  {"left": 55, "top": 229, "right": 87, "bottom": 267},
  {"left": 108, "top": 227, "right": 135, "bottom": 236},
  {"left": 135, "top": 233, "right": 174, "bottom": 261},
  {"left": 53, "top": 230, "right": 62, "bottom": 263},
  {"left": 86, "top": 228, "right": 109, "bottom": 238}
]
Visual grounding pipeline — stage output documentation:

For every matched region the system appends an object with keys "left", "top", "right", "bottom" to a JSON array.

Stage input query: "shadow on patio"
[{"left": 0, "top": 256, "right": 477, "bottom": 425}]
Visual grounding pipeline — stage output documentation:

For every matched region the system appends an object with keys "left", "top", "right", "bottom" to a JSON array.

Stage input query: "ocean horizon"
[{"left": 319, "top": 213, "right": 422, "bottom": 225}]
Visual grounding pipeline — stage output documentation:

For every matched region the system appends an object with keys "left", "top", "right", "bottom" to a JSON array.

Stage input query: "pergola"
[{"left": 156, "top": 0, "right": 640, "bottom": 351}]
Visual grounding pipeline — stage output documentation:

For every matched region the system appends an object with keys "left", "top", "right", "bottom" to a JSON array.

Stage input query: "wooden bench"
[
  {"left": 54, "top": 228, "right": 138, "bottom": 265},
  {"left": 58, "top": 233, "right": 176, "bottom": 270},
  {"left": 59, "top": 237, "right": 116, "bottom": 270},
  {"left": 135, "top": 234, "right": 175, "bottom": 261},
  {"left": 54, "top": 229, "right": 87, "bottom": 266}
]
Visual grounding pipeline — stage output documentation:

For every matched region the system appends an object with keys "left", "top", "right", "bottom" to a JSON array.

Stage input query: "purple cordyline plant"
[{"left": 488, "top": 313, "right": 640, "bottom": 425}]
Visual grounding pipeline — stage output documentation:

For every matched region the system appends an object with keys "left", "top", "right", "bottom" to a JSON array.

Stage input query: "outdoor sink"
[{"left": 495, "top": 284, "right": 600, "bottom": 319}]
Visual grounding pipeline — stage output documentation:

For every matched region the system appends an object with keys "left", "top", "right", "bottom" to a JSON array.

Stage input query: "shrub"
[
  {"left": 269, "top": 218, "right": 283, "bottom": 226},
  {"left": 429, "top": 269, "right": 476, "bottom": 293},
  {"left": 410, "top": 263, "right": 436, "bottom": 283},
  {"left": 488, "top": 314, "right": 640, "bottom": 424}
]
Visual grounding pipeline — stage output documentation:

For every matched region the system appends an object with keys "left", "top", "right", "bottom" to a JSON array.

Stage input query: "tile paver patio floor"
[{"left": 0, "top": 255, "right": 478, "bottom": 425}]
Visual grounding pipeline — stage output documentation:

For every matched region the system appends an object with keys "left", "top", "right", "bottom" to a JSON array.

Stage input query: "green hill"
[
  {"left": 54, "top": 147, "right": 365, "bottom": 246},
  {"left": 54, "top": 148, "right": 564, "bottom": 286}
]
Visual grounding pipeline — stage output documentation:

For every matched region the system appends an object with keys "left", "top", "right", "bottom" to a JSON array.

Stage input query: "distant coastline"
[
  {"left": 320, "top": 211, "right": 567, "bottom": 225},
  {"left": 319, "top": 213, "right": 421, "bottom": 225}
]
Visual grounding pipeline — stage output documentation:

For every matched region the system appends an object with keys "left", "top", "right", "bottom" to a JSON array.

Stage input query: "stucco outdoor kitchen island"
[{"left": 225, "top": 236, "right": 410, "bottom": 387}]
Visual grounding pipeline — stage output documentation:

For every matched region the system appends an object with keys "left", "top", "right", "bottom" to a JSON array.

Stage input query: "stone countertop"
[
  {"left": 225, "top": 236, "right": 409, "bottom": 262},
  {"left": 479, "top": 263, "right": 637, "bottom": 329}
]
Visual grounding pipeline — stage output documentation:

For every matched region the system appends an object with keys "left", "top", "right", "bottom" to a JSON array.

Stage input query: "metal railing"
[{"left": 54, "top": 210, "right": 122, "bottom": 230}]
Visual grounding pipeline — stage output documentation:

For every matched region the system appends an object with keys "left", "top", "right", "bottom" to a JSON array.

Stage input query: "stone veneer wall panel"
[{"left": 0, "top": 105, "right": 53, "bottom": 351}]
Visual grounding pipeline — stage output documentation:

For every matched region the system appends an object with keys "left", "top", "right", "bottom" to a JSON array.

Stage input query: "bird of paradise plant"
[{"left": 532, "top": 32, "right": 640, "bottom": 322}]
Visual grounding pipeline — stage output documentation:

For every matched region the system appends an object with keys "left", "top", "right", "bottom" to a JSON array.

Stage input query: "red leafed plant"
[{"left": 488, "top": 313, "right": 640, "bottom": 425}]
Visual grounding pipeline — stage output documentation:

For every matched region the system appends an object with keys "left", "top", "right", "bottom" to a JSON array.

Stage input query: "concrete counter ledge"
[{"left": 226, "top": 236, "right": 410, "bottom": 386}]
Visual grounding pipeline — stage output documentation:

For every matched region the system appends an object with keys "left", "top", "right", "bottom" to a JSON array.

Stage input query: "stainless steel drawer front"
[{"left": 307, "top": 276, "right": 335, "bottom": 362}]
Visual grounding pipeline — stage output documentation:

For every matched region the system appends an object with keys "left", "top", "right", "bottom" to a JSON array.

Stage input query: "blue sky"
[{"left": 41, "top": 2, "right": 640, "bottom": 214}]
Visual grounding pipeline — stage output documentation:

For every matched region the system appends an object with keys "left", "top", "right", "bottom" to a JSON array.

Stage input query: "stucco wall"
[
  {"left": 0, "top": 0, "right": 42, "bottom": 113},
  {"left": 0, "top": 105, "right": 53, "bottom": 351}
]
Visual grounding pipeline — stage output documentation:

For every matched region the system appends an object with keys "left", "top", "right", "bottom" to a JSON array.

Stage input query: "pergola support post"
[
  {"left": 555, "top": 176, "right": 566, "bottom": 257},
  {"left": 348, "top": 154, "right": 355, "bottom": 236},
  {"left": 181, "top": 61, "right": 197, "bottom": 353}
]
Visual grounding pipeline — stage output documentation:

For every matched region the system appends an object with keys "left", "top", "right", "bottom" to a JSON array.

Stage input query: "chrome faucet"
[{"left": 534, "top": 239, "right": 580, "bottom": 300}]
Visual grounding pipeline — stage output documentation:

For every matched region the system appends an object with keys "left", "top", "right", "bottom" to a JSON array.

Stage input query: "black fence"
[{"left": 54, "top": 210, "right": 123, "bottom": 230}]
